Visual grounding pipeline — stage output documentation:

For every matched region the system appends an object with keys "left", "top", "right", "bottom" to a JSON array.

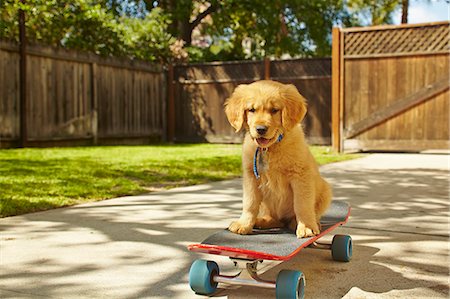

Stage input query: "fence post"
[
  {"left": 91, "top": 62, "right": 98, "bottom": 145},
  {"left": 264, "top": 57, "right": 271, "bottom": 80},
  {"left": 18, "top": 0, "right": 27, "bottom": 147},
  {"left": 167, "top": 63, "right": 175, "bottom": 142},
  {"left": 331, "top": 27, "right": 342, "bottom": 152}
]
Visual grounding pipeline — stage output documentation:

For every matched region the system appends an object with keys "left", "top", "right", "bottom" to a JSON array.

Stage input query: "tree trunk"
[
  {"left": 152, "top": 1, "right": 218, "bottom": 46},
  {"left": 401, "top": 0, "right": 408, "bottom": 24},
  {"left": 180, "top": 20, "right": 193, "bottom": 45}
]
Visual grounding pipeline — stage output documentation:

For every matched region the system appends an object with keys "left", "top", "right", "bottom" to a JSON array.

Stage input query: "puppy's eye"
[
  {"left": 248, "top": 108, "right": 256, "bottom": 113},
  {"left": 271, "top": 108, "right": 279, "bottom": 114}
]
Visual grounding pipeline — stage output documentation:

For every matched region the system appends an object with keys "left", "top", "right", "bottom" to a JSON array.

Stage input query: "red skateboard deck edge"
[{"left": 188, "top": 206, "right": 351, "bottom": 261}]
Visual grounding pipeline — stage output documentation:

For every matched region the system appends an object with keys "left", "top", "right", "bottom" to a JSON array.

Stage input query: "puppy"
[{"left": 224, "top": 80, "right": 332, "bottom": 238}]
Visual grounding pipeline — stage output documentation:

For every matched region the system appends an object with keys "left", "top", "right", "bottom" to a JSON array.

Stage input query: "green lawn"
[{"left": 0, "top": 144, "right": 358, "bottom": 217}]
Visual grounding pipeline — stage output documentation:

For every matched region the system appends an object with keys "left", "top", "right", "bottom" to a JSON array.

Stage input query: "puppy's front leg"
[
  {"left": 229, "top": 175, "right": 262, "bottom": 235},
  {"left": 291, "top": 179, "right": 320, "bottom": 238}
]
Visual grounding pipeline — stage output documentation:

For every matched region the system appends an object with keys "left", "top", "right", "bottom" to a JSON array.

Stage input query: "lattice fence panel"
[{"left": 344, "top": 23, "right": 449, "bottom": 57}]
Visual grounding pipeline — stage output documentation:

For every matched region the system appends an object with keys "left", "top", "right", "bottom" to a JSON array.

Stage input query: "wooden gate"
[{"left": 332, "top": 22, "right": 449, "bottom": 152}]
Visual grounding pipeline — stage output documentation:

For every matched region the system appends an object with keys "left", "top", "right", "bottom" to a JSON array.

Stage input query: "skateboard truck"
[
  {"left": 215, "top": 239, "right": 338, "bottom": 289},
  {"left": 214, "top": 259, "right": 276, "bottom": 289},
  {"left": 309, "top": 241, "right": 332, "bottom": 250}
]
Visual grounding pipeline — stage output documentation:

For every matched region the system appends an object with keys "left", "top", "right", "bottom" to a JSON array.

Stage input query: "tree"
[
  {"left": 401, "top": 0, "right": 447, "bottom": 25},
  {"left": 151, "top": 0, "right": 219, "bottom": 46},
  {"left": 189, "top": 0, "right": 357, "bottom": 60},
  {"left": 2, "top": 0, "right": 123, "bottom": 55},
  {"left": 346, "top": 0, "right": 399, "bottom": 25},
  {"left": 0, "top": 0, "right": 175, "bottom": 62},
  {"left": 138, "top": 0, "right": 356, "bottom": 61},
  {"left": 117, "top": 8, "right": 176, "bottom": 62},
  {"left": 401, "top": 0, "right": 409, "bottom": 23},
  {"left": 1, "top": 0, "right": 412, "bottom": 63}
]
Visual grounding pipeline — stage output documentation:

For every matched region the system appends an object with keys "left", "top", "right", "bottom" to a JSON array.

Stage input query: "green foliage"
[
  {"left": 0, "top": 0, "right": 175, "bottom": 61},
  {"left": 2, "top": 0, "right": 120, "bottom": 54},
  {"left": 0, "top": 0, "right": 404, "bottom": 62},
  {"left": 163, "top": 0, "right": 359, "bottom": 61},
  {"left": 347, "top": 0, "right": 400, "bottom": 25},
  {"left": 118, "top": 8, "right": 175, "bottom": 62}
]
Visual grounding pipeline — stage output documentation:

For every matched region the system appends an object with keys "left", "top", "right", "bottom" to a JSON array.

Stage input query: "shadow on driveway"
[{"left": 1, "top": 154, "right": 449, "bottom": 298}]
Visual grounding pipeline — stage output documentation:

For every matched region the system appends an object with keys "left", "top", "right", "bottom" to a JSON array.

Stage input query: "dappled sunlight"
[
  {"left": 321, "top": 161, "right": 449, "bottom": 238},
  {"left": 214, "top": 155, "right": 449, "bottom": 298},
  {"left": 0, "top": 180, "right": 243, "bottom": 298},
  {"left": 1, "top": 154, "right": 448, "bottom": 298}
]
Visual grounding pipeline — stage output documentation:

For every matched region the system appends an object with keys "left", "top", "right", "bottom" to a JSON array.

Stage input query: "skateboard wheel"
[
  {"left": 331, "top": 234, "right": 352, "bottom": 262},
  {"left": 275, "top": 270, "right": 305, "bottom": 299},
  {"left": 189, "top": 259, "right": 219, "bottom": 295}
]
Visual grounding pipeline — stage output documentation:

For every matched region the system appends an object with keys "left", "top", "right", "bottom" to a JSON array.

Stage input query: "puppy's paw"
[
  {"left": 296, "top": 222, "right": 320, "bottom": 238},
  {"left": 228, "top": 220, "right": 253, "bottom": 235}
]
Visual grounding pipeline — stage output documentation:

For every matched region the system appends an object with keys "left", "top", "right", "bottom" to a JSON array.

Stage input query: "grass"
[{"left": 0, "top": 144, "right": 358, "bottom": 217}]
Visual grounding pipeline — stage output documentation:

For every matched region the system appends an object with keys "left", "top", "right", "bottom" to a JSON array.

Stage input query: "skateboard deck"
[{"left": 188, "top": 200, "right": 350, "bottom": 261}]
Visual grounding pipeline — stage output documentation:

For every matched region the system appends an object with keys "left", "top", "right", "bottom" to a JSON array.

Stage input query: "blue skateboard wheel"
[
  {"left": 276, "top": 269, "right": 305, "bottom": 299},
  {"left": 189, "top": 259, "right": 219, "bottom": 295},
  {"left": 331, "top": 234, "right": 352, "bottom": 262}
]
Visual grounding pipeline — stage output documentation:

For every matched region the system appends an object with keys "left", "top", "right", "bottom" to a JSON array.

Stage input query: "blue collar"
[{"left": 253, "top": 133, "right": 283, "bottom": 179}]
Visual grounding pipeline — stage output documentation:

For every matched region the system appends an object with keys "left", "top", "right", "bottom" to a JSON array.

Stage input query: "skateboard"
[{"left": 187, "top": 201, "right": 352, "bottom": 298}]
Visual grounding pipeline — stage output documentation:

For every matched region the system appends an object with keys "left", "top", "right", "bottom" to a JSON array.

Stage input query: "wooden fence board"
[{"left": 0, "top": 47, "right": 20, "bottom": 139}]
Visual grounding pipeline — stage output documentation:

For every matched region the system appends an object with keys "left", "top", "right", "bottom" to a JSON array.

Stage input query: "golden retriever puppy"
[{"left": 224, "top": 80, "right": 332, "bottom": 238}]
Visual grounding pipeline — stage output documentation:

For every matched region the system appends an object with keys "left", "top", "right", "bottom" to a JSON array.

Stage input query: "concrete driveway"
[{"left": 1, "top": 153, "right": 449, "bottom": 298}]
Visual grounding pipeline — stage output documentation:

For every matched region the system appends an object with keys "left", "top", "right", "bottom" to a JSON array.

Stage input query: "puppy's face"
[
  {"left": 224, "top": 80, "right": 307, "bottom": 148},
  {"left": 245, "top": 97, "right": 283, "bottom": 148}
]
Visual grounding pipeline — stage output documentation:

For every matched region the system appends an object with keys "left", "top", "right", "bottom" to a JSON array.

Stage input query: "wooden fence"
[
  {"left": 169, "top": 58, "right": 332, "bottom": 144},
  {"left": 0, "top": 41, "right": 166, "bottom": 147},
  {"left": 1, "top": 40, "right": 332, "bottom": 148},
  {"left": 4, "top": 22, "right": 447, "bottom": 151},
  {"left": 332, "top": 21, "right": 450, "bottom": 152}
]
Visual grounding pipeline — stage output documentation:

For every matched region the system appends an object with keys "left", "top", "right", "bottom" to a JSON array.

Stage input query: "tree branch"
[{"left": 189, "top": 3, "right": 218, "bottom": 31}]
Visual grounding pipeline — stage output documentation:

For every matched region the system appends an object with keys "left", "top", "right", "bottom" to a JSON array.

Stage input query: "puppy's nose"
[{"left": 256, "top": 125, "right": 268, "bottom": 136}]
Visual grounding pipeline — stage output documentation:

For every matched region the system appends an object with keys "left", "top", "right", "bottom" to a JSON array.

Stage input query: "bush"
[{"left": 0, "top": 0, "right": 176, "bottom": 62}]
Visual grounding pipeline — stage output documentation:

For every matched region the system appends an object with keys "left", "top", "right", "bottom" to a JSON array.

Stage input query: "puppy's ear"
[
  {"left": 280, "top": 84, "right": 307, "bottom": 130},
  {"left": 224, "top": 84, "right": 248, "bottom": 132}
]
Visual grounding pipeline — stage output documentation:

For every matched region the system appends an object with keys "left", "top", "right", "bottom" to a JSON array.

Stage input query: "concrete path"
[{"left": 1, "top": 154, "right": 449, "bottom": 298}]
